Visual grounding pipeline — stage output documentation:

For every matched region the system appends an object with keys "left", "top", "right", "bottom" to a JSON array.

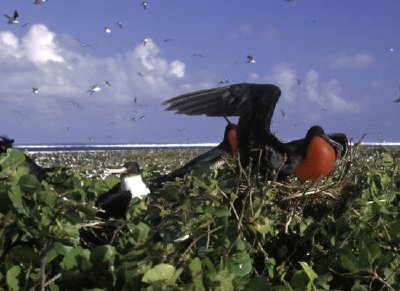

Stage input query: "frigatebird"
[
  {"left": 96, "top": 162, "right": 150, "bottom": 219},
  {"left": 162, "top": 83, "right": 347, "bottom": 181}
]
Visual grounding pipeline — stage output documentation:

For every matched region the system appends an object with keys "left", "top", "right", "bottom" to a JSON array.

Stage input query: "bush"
[{"left": 0, "top": 145, "right": 399, "bottom": 290}]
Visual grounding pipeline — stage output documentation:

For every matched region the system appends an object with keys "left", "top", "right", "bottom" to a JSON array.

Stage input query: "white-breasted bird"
[
  {"left": 87, "top": 84, "right": 101, "bottom": 95},
  {"left": 97, "top": 162, "right": 150, "bottom": 219}
]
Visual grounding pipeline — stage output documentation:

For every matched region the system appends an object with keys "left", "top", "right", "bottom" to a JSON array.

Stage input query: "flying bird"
[
  {"left": 66, "top": 99, "right": 83, "bottom": 110},
  {"left": 4, "top": 10, "right": 19, "bottom": 24},
  {"left": 191, "top": 53, "right": 205, "bottom": 58},
  {"left": 141, "top": 1, "right": 148, "bottom": 10},
  {"left": 73, "top": 37, "right": 95, "bottom": 49},
  {"left": 116, "top": 21, "right": 123, "bottom": 29},
  {"left": 104, "top": 80, "right": 111, "bottom": 86},
  {"left": 162, "top": 83, "right": 347, "bottom": 181},
  {"left": 392, "top": 96, "right": 400, "bottom": 103},
  {"left": 143, "top": 38, "right": 149, "bottom": 46},
  {"left": 104, "top": 26, "right": 112, "bottom": 34},
  {"left": 34, "top": 0, "right": 47, "bottom": 4},
  {"left": 32, "top": 87, "right": 39, "bottom": 94},
  {"left": 218, "top": 79, "right": 230, "bottom": 85},
  {"left": 87, "top": 84, "right": 101, "bottom": 94},
  {"left": 246, "top": 55, "right": 256, "bottom": 64}
]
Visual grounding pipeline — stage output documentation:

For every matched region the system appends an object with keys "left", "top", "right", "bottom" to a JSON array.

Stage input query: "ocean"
[
  {"left": 14, "top": 142, "right": 400, "bottom": 153},
  {"left": 14, "top": 143, "right": 220, "bottom": 153}
]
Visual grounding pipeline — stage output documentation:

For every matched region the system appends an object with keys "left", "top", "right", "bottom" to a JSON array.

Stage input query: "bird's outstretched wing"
[
  {"left": 163, "top": 83, "right": 280, "bottom": 123},
  {"left": 163, "top": 83, "right": 284, "bottom": 166}
]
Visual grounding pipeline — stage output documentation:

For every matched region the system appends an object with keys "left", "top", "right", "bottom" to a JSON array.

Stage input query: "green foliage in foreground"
[{"left": 1, "top": 146, "right": 400, "bottom": 290}]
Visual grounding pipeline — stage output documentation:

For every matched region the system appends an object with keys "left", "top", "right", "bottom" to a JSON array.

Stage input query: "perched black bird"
[
  {"left": 273, "top": 125, "right": 347, "bottom": 180},
  {"left": 96, "top": 162, "right": 150, "bottom": 219},
  {"left": 152, "top": 122, "right": 238, "bottom": 187},
  {"left": 0, "top": 136, "right": 14, "bottom": 154},
  {"left": 80, "top": 162, "right": 150, "bottom": 247},
  {"left": 162, "top": 83, "right": 347, "bottom": 181}
]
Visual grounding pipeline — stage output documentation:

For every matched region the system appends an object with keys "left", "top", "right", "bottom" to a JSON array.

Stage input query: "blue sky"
[{"left": 0, "top": 0, "right": 399, "bottom": 144}]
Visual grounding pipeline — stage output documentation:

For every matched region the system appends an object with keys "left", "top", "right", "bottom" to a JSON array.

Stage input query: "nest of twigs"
[{"left": 269, "top": 138, "right": 363, "bottom": 223}]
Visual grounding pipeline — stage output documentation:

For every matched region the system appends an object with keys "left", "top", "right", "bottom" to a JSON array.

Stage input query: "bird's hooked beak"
[
  {"left": 107, "top": 167, "right": 128, "bottom": 175},
  {"left": 325, "top": 136, "right": 344, "bottom": 157}
]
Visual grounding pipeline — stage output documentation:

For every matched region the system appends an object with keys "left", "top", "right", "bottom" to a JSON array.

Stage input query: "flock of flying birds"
[
  {"left": 3, "top": 2, "right": 163, "bottom": 141},
  {"left": 4, "top": 1, "right": 261, "bottom": 142}
]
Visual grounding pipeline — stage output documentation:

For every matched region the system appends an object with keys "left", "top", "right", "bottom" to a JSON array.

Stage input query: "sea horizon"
[{"left": 13, "top": 141, "right": 400, "bottom": 153}]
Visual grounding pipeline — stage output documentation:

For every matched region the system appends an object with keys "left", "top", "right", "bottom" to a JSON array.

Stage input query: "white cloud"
[
  {"left": 0, "top": 31, "right": 22, "bottom": 59},
  {"left": 0, "top": 24, "right": 187, "bottom": 129},
  {"left": 23, "top": 24, "right": 65, "bottom": 64},
  {"left": 303, "top": 70, "right": 360, "bottom": 112},
  {"left": 325, "top": 51, "right": 374, "bottom": 69},
  {"left": 248, "top": 64, "right": 361, "bottom": 114},
  {"left": 270, "top": 64, "right": 299, "bottom": 102},
  {"left": 0, "top": 25, "right": 186, "bottom": 101}
]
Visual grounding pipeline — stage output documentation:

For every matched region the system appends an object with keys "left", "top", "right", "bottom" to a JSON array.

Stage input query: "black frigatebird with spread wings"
[{"left": 162, "top": 83, "right": 348, "bottom": 181}]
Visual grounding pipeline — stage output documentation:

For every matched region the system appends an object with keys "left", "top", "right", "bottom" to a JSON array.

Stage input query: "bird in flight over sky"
[
  {"left": 87, "top": 84, "right": 102, "bottom": 95},
  {"left": 4, "top": 10, "right": 19, "bottom": 24}
]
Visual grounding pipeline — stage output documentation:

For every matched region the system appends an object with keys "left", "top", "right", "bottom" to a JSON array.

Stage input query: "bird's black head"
[
  {"left": 305, "top": 125, "right": 348, "bottom": 156},
  {"left": 0, "top": 136, "right": 14, "bottom": 154},
  {"left": 123, "top": 161, "right": 142, "bottom": 176},
  {"left": 305, "top": 125, "right": 325, "bottom": 141}
]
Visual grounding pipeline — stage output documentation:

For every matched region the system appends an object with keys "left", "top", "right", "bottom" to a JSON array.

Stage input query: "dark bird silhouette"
[
  {"left": 162, "top": 83, "right": 347, "bottom": 181},
  {"left": 152, "top": 122, "right": 238, "bottom": 187},
  {"left": 4, "top": 10, "right": 19, "bottom": 24},
  {"left": 392, "top": 96, "right": 400, "bottom": 103},
  {"left": 96, "top": 162, "right": 150, "bottom": 219}
]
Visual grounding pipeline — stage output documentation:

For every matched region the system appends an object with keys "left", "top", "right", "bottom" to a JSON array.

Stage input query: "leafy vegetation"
[{"left": 1, "top": 145, "right": 400, "bottom": 290}]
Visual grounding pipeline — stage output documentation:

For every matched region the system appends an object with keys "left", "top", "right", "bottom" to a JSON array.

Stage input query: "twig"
[
  {"left": 219, "top": 189, "right": 241, "bottom": 223},
  {"left": 178, "top": 225, "right": 223, "bottom": 263}
]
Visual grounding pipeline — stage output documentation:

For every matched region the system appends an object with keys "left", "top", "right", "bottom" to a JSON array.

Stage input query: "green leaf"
[
  {"left": 60, "top": 246, "right": 91, "bottom": 271},
  {"left": 18, "top": 174, "right": 42, "bottom": 194},
  {"left": 142, "top": 263, "right": 176, "bottom": 284},
  {"left": 0, "top": 149, "right": 26, "bottom": 170},
  {"left": 228, "top": 251, "right": 252, "bottom": 277},
  {"left": 8, "top": 186, "right": 28, "bottom": 216},
  {"left": 189, "top": 257, "right": 204, "bottom": 290},
  {"left": 245, "top": 276, "right": 269, "bottom": 291},
  {"left": 6, "top": 265, "right": 21, "bottom": 291},
  {"left": 8, "top": 245, "right": 38, "bottom": 263},
  {"left": 291, "top": 270, "right": 309, "bottom": 291},
  {"left": 90, "top": 245, "right": 116, "bottom": 264},
  {"left": 299, "top": 261, "right": 318, "bottom": 282},
  {"left": 340, "top": 250, "right": 358, "bottom": 273}
]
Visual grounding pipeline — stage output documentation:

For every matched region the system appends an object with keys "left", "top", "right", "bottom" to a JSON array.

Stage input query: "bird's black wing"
[
  {"left": 163, "top": 83, "right": 284, "bottom": 166},
  {"left": 163, "top": 83, "right": 280, "bottom": 121},
  {"left": 14, "top": 11, "right": 18, "bottom": 19},
  {"left": 151, "top": 144, "right": 228, "bottom": 188}
]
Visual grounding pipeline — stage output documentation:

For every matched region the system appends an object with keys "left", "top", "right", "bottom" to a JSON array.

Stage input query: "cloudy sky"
[{"left": 1, "top": 0, "right": 399, "bottom": 144}]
